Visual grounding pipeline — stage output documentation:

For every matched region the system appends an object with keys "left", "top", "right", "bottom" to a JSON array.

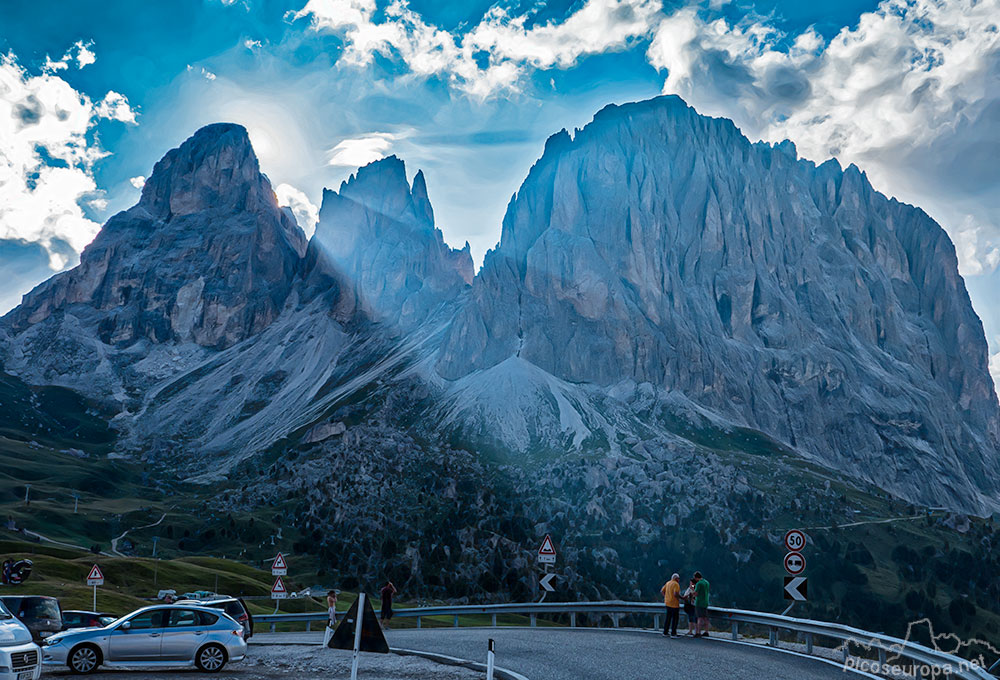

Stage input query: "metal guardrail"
[{"left": 257, "top": 601, "right": 995, "bottom": 679}]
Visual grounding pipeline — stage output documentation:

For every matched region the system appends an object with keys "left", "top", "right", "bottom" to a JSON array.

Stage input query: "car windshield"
[{"left": 16, "top": 597, "right": 60, "bottom": 620}]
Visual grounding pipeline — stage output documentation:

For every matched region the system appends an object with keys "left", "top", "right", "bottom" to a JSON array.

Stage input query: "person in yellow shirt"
[{"left": 660, "top": 573, "right": 681, "bottom": 638}]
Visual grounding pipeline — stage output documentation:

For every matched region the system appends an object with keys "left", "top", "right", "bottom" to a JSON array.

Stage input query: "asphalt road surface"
[{"left": 385, "top": 628, "right": 854, "bottom": 680}]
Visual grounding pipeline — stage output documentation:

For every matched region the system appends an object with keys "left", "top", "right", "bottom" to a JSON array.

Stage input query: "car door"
[
  {"left": 160, "top": 608, "right": 207, "bottom": 661},
  {"left": 108, "top": 610, "right": 166, "bottom": 661}
]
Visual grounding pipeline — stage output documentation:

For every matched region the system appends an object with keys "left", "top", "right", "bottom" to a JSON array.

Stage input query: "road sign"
[
  {"left": 784, "top": 551, "right": 806, "bottom": 576},
  {"left": 271, "top": 576, "right": 288, "bottom": 600},
  {"left": 86, "top": 564, "right": 104, "bottom": 587},
  {"left": 784, "top": 529, "right": 807, "bottom": 552},
  {"left": 540, "top": 573, "right": 556, "bottom": 592},
  {"left": 537, "top": 534, "right": 556, "bottom": 564},
  {"left": 783, "top": 576, "right": 807, "bottom": 601},
  {"left": 271, "top": 552, "right": 288, "bottom": 576}
]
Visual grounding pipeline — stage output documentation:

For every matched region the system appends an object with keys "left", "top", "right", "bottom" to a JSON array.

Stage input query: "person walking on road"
[
  {"left": 326, "top": 590, "right": 338, "bottom": 628},
  {"left": 379, "top": 580, "right": 398, "bottom": 625},
  {"left": 681, "top": 577, "right": 697, "bottom": 635},
  {"left": 693, "top": 571, "right": 711, "bottom": 637},
  {"left": 660, "top": 573, "right": 681, "bottom": 638}
]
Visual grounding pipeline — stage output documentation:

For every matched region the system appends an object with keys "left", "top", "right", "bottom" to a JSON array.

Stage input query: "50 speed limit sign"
[{"left": 784, "top": 529, "right": 807, "bottom": 552}]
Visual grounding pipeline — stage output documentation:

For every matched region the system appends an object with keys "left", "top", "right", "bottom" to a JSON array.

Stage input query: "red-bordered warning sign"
[
  {"left": 86, "top": 564, "right": 104, "bottom": 586},
  {"left": 271, "top": 552, "right": 288, "bottom": 576},
  {"left": 271, "top": 576, "right": 287, "bottom": 599},
  {"left": 784, "top": 529, "right": 806, "bottom": 552},
  {"left": 784, "top": 551, "right": 806, "bottom": 576},
  {"left": 537, "top": 534, "right": 556, "bottom": 564}
]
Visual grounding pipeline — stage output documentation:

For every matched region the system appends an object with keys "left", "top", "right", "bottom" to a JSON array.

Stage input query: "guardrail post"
[
  {"left": 654, "top": 614, "right": 660, "bottom": 632},
  {"left": 491, "top": 613, "right": 497, "bottom": 627},
  {"left": 842, "top": 643, "right": 849, "bottom": 663},
  {"left": 805, "top": 633, "right": 813, "bottom": 655},
  {"left": 270, "top": 622, "right": 276, "bottom": 633},
  {"left": 570, "top": 612, "right": 576, "bottom": 628},
  {"left": 878, "top": 647, "right": 887, "bottom": 665},
  {"left": 731, "top": 622, "right": 738, "bottom": 640},
  {"left": 306, "top": 621, "right": 311, "bottom": 632},
  {"left": 416, "top": 617, "right": 421, "bottom": 629},
  {"left": 530, "top": 614, "right": 537, "bottom": 628},
  {"left": 768, "top": 627, "right": 776, "bottom": 647},
  {"left": 454, "top": 615, "right": 459, "bottom": 628},
  {"left": 613, "top": 614, "right": 620, "bottom": 629}
]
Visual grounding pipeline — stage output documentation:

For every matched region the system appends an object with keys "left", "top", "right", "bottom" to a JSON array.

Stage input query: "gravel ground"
[{"left": 43, "top": 645, "right": 481, "bottom": 679}]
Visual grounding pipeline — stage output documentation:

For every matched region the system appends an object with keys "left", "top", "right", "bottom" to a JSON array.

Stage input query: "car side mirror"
[{"left": 120, "top": 621, "right": 131, "bottom": 630}]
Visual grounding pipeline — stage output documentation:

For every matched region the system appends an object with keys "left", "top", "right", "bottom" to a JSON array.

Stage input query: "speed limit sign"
[{"left": 784, "top": 529, "right": 807, "bottom": 552}]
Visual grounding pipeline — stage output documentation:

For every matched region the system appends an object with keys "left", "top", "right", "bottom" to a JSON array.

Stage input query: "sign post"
[
  {"left": 86, "top": 564, "right": 104, "bottom": 611},
  {"left": 486, "top": 638, "right": 495, "bottom": 680},
  {"left": 350, "top": 593, "right": 365, "bottom": 680}
]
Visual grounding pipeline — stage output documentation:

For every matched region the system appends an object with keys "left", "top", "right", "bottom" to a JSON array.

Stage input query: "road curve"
[{"left": 385, "top": 628, "right": 852, "bottom": 680}]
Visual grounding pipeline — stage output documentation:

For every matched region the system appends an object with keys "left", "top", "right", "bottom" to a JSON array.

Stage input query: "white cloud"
[
  {"left": 75, "top": 41, "right": 97, "bottom": 68},
  {"left": 0, "top": 50, "right": 137, "bottom": 271},
  {"left": 186, "top": 65, "right": 218, "bottom": 81},
  {"left": 646, "top": 0, "right": 1000, "bottom": 277},
  {"left": 130, "top": 175, "right": 146, "bottom": 190},
  {"left": 293, "top": 0, "right": 660, "bottom": 97},
  {"left": 275, "top": 183, "right": 320, "bottom": 237},
  {"left": 42, "top": 40, "right": 98, "bottom": 73},
  {"left": 244, "top": 39, "right": 262, "bottom": 50},
  {"left": 327, "top": 132, "right": 397, "bottom": 167},
  {"left": 991, "top": 352, "right": 1000, "bottom": 392}
]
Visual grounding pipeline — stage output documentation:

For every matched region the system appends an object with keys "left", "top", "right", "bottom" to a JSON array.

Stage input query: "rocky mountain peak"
[
  {"left": 312, "top": 156, "right": 472, "bottom": 327},
  {"left": 3, "top": 123, "right": 306, "bottom": 350},
  {"left": 138, "top": 123, "right": 270, "bottom": 220}
]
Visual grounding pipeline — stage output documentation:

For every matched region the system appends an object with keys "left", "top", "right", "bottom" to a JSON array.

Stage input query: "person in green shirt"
[{"left": 693, "top": 571, "right": 710, "bottom": 637}]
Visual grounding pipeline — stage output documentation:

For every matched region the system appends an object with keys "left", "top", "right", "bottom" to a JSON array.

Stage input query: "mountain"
[
  {"left": 434, "top": 96, "right": 1000, "bottom": 514},
  {"left": 312, "top": 155, "right": 473, "bottom": 329},
  {"left": 1, "top": 96, "right": 998, "bottom": 532}
]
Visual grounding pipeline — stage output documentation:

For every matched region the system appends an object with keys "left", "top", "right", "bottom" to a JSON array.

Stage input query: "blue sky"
[{"left": 1, "top": 0, "right": 999, "bottom": 380}]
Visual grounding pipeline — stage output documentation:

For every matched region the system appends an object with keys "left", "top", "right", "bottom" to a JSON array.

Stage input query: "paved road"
[{"left": 384, "top": 628, "right": 853, "bottom": 680}]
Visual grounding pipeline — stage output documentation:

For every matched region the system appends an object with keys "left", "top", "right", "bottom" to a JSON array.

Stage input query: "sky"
[{"left": 1, "top": 0, "right": 998, "bottom": 381}]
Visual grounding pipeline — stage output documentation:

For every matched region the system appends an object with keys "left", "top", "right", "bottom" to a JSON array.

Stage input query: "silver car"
[{"left": 41, "top": 604, "right": 246, "bottom": 674}]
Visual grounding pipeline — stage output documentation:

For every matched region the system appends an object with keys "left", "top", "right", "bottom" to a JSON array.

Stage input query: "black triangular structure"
[{"left": 328, "top": 595, "right": 389, "bottom": 653}]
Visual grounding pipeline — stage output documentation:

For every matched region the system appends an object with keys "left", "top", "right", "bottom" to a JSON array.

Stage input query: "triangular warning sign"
[
  {"left": 272, "top": 553, "right": 287, "bottom": 570},
  {"left": 271, "top": 576, "right": 287, "bottom": 594},
  {"left": 87, "top": 565, "right": 103, "bottom": 580},
  {"left": 328, "top": 595, "right": 389, "bottom": 654},
  {"left": 538, "top": 534, "right": 556, "bottom": 556}
]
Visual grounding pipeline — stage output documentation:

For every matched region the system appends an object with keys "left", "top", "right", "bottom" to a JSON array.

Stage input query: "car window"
[
  {"left": 224, "top": 602, "right": 243, "bottom": 617},
  {"left": 168, "top": 609, "right": 199, "bottom": 627},
  {"left": 17, "top": 597, "right": 60, "bottom": 620},
  {"left": 198, "top": 611, "right": 219, "bottom": 626},
  {"left": 63, "top": 613, "right": 81, "bottom": 625},
  {"left": 126, "top": 610, "right": 165, "bottom": 629}
]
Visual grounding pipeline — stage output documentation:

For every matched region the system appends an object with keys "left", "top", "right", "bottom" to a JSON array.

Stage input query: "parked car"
[
  {"left": 175, "top": 597, "right": 253, "bottom": 639},
  {"left": 0, "top": 596, "right": 62, "bottom": 643},
  {"left": 0, "top": 599, "right": 41, "bottom": 680},
  {"left": 41, "top": 604, "right": 246, "bottom": 674},
  {"left": 61, "top": 611, "right": 117, "bottom": 630}
]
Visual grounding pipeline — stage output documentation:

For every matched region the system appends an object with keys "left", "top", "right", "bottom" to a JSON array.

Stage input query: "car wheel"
[
  {"left": 68, "top": 644, "right": 101, "bottom": 674},
  {"left": 195, "top": 643, "right": 228, "bottom": 672}
]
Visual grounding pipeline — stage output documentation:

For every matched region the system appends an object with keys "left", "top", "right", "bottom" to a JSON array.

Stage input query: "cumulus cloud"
[
  {"left": 41, "top": 40, "right": 97, "bottom": 73},
  {"left": 187, "top": 64, "right": 218, "bottom": 81},
  {"left": 130, "top": 175, "right": 146, "bottom": 190},
  {"left": 275, "top": 183, "right": 320, "bottom": 237},
  {"left": 646, "top": 0, "right": 1000, "bottom": 277},
  {"left": 0, "top": 50, "right": 137, "bottom": 272},
  {"left": 293, "top": 0, "right": 660, "bottom": 97},
  {"left": 327, "top": 132, "right": 397, "bottom": 167}
]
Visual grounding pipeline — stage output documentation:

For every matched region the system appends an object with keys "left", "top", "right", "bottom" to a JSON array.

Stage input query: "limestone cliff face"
[
  {"left": 312, "top": 155, "right": 472, "bottom": 328},
  {"left": 435, "top": 96, "right": 1000, "bottom": 512},
  {"left": 5, "top": 123, "right": 306, "bottom": 349}
]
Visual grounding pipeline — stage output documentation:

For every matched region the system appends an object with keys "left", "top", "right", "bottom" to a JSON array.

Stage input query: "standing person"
[
  {"left": 660, "top": 573, "right": 681, "bottom": 638},
  {"left": 326, "top": 590, "right": 338, "bottom": 628},
  {"left": 681, "top": 577, "right": 698, "bottom": 635},
  {"left": 379, "top": 581, "right": 398, "bottom": 625},
  {"left": 693, "top": 571, "right": 711, "bottom": 637}
]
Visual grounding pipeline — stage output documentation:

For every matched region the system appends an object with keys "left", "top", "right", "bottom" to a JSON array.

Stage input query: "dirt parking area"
[{"left": 43, "top": 644, "right": 481, "bottom": 679}]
